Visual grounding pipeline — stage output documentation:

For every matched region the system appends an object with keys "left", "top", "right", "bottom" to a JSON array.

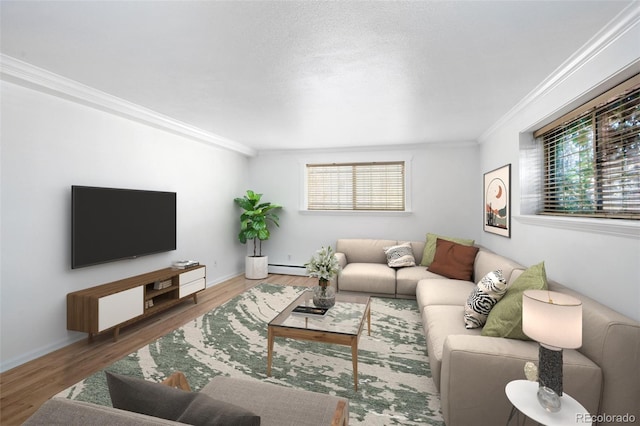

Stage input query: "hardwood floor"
[{"left": 0, "top": 273, "right": 316, "bottom": 425}]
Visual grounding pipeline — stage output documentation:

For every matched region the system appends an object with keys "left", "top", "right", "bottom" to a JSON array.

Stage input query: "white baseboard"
[
  {"left": 268, "top": 264, "right": 308, "bottom": 276},
  {"left": 0, "top": 334, "right": 86, "bottom": 373}
]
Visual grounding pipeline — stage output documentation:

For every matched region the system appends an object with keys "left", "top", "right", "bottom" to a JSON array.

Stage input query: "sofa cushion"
[
  {"left": 408, "top": 240, "right": 426, "bottom": 265},
  {"left": 428, "top": 239, "right": 479, "bottom": 281},
  {"left": 336, "top": 239, "right": 396, "bottom": 264},
  {"left": 396, "top": 266, "right": 445, "bottom": 296},
  {"left": 423, "top": 305, "right": 481, "bottom": 390},
  {"left": 383, "top": 242, "right": 416, "bottom": 268},
  {"left": 416, "top": 279, "right": 475, "bottom": 312},
  {"left": 337, "top": 263, "right": 396, "bottom": 294},
  {"left": 106, "top": 372, "right": 260, "bottom": 426},
  {"left": 474, "top": 250, "right": 524, "bottom": 284},
  {"left": 420, "top": 233, "right": 474, "bottom": 267},
  {"left": 464, "top": 270, "right": 508, "bottom": 329},
  {"left": 482, "top": 262, "right": 548, "bottom": 340}
]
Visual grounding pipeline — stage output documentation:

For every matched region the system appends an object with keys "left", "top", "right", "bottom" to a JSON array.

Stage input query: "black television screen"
[{"left": 71, "top": 186, "right": 177, "bottom": 269}]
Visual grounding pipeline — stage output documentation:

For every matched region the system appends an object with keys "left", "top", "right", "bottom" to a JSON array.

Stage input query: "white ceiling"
[{"left": 0, "top": 1, "right": 633, "bottom": 152}]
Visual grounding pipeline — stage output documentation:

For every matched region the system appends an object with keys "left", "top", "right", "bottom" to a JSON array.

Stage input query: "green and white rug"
[{"left": 58, "top": 283, "right": 443, "bottom": 425}]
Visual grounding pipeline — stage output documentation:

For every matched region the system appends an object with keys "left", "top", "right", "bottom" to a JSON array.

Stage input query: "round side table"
[{"left": 505, "top": 380, "right": 592, "bottom": 425}]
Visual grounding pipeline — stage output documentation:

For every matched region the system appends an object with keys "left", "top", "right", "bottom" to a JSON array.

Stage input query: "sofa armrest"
[
  {"left": 334, "top": 252, "right": 347, "bottom": 291},
  {"left": 23, "top": 398, "right": 184, "bottom": 425},
  {"left": 440, "top": 335, "right": 602, "bottom": 426},
  {"left": 335, "top": 252, "right": 347, "bottom": 269},
  {"left": 439, "top": 335, "right": 538, "bottom": 426}
]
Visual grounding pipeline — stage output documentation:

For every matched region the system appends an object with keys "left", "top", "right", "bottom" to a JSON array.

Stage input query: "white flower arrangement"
[{"left": 305, "top": 246, "right": 341, "bottom": 283}]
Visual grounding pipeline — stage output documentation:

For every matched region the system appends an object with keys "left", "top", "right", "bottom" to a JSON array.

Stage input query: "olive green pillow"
[
  {"left": 420, "top": 233, "right": 475, "bottom": 266},
  {"left": 481, "top": 261, "right": 548, "bottom": 340}
]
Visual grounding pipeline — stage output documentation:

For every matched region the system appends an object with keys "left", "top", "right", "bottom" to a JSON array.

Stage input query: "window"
[
  {"left": 306, "top": 161, "right": 405, "bottom": 211},
  {"left": 533, "top": 74, "right": 640, "bottom": 219}
]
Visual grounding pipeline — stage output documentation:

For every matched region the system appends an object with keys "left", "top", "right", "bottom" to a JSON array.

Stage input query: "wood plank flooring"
[{"left": 0, "top": 273, "right": 316, "bottom": 425}]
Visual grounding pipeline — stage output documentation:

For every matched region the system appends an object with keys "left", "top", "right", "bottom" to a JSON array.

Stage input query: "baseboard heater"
[{"left": 268, "top": 264, "right": 307, "bottom": 276}]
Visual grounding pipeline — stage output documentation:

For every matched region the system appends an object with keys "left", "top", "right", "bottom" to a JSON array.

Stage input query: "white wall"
[
  {"left": 247, "top": 144, "right": 480, "bottom": 268},
  {"left": 3, "top": 10, "right": 637, "bottom": 375},
  {"left": 0, "top": 81, "right": 250, "bottom": 372},
  {"left": 478, "top": 15, "right": 640, "bottom": 321}
]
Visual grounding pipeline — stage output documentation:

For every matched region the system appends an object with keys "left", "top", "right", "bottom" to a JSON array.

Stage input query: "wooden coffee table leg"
[
  {"left": 267, "top": 326, "right": 274, "bottom": 376},
  {"left": 367, "top": 305, "right": 371, "bottom": 336},
  {"left": 351, "top": 338, "right": 358, "bottom": 391}
]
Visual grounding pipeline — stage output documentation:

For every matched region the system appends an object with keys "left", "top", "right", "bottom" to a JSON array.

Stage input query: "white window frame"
[
  {"left": 533, "top": 77, "right": 640, "bottom": 220},
  {"left": 517, "top": 74, "right": 640, "bottom": 239},
  {"left": 300, "top": 157, "right": 412, "bottom": 215}
]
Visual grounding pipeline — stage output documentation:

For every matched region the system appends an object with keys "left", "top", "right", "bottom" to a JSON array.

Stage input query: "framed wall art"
[{"left": 483, "top": 164, "right": 511, "bottom": 238}]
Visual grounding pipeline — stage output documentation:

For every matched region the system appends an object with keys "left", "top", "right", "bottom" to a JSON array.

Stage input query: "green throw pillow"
[
  {"left": 481, "top": 261, "right": 548, "bottom": 340},
  {"left": 420, "top": 233, "right": 475, "bottom": 266}
]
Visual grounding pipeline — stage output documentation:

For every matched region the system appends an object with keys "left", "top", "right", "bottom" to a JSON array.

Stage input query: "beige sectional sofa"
[
  {"left": 335, "top": 238, "right": 436, "bottom": 297},
  {"left": 334, "top": 238, "right": 640, "bottom": 426},
  {"left": 24, "top": 376, "right": 348, "bottom": 426}
]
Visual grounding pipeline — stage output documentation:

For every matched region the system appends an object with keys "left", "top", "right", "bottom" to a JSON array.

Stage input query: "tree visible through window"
[
  {"left": 535, "top": 76, "right": 640, "bottom": 219},
  {"left": 306, "top": 161, "right": 405, "bottom": 211}
]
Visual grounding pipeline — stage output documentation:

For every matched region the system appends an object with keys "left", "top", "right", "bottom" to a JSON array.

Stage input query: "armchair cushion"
[{"left": 105, "top": 372, "right": 260, "bottom": 426}]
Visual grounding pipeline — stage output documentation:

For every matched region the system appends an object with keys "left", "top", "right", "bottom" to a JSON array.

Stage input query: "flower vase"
[{"left": 313, "top": 280, "right": 336, "bottom": 308}]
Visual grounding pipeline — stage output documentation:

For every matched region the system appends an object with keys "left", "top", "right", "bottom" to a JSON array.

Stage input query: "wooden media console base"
[{"left": 67, "top": 265, "right": 206, "bottom": 341}]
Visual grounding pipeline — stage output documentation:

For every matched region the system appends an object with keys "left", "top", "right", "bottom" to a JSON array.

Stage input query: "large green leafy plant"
[{"left": 234, "top": 190, "right": 282, "bottom": 257}]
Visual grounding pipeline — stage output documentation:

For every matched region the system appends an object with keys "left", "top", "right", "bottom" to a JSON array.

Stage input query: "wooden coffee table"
[{"left": 266, "top": 290, "right": 371, "bottom": 391}]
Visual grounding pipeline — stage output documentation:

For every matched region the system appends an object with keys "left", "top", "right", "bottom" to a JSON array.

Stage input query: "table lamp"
[{"left": 522, "top": 289, "right": 582, "bottom": 412}]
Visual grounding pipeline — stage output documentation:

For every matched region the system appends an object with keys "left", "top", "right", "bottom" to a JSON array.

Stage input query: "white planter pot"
[{"left": 245, "top": 256, "right": 268, "bottom": 280}]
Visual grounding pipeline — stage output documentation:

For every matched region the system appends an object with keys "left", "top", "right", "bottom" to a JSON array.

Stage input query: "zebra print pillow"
[{"left": 464, "top": 270, "right": 508, "bottom": 329}]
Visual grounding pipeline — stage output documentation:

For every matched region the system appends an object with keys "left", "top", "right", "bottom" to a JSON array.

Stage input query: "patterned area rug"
[{"left": 58, "top": 283, "right": 443, "bottom": 425}]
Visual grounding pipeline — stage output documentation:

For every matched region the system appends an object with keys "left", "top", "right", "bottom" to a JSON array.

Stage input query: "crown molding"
[
  {"left": 0, "top": 54, "right": 256, "bottom": 157},
  {"left": 479, "top": 2, "right": 640, "bottom": 143},
  {"left": 256, "top": 139, "right": 478, "bottom": 156}
]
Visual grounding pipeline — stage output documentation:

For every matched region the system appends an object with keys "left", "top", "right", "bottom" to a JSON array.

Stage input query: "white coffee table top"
[{"left": 505, "top": 380, "right": 592, "bottom": 425}]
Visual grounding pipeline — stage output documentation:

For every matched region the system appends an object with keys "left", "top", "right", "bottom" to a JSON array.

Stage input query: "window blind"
[
  {"left": 306, "top": 162, "right": 405, "bottom": 211},
  {"left": 537, "top": 76, "right": 639, "bottom": 219}
]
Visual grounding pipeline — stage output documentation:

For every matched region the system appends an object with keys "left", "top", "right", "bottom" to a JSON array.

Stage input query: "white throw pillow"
[
  {"left": 383, "top": 242, "right": 416, "bottom": 268},
  {"left": 464, "top": 270, "right": 508, "bottom": 329}
]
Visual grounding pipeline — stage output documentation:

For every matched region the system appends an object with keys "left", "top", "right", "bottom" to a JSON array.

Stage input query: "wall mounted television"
[{"left": 71, "top": 185, "right": 177, "bottom": 269}]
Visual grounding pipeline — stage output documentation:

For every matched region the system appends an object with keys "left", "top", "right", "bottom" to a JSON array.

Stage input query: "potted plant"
[
  {"left": 234, "top": 190, "right": 282, "bottom": 279},
  {"left": 305, "top": 246, "right": 341, "bottom": 308}
]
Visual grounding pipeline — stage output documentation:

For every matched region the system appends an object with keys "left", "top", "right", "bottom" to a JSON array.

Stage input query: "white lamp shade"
[{"left": 522, "top": 290, "right": 582, "bottom": 349}]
